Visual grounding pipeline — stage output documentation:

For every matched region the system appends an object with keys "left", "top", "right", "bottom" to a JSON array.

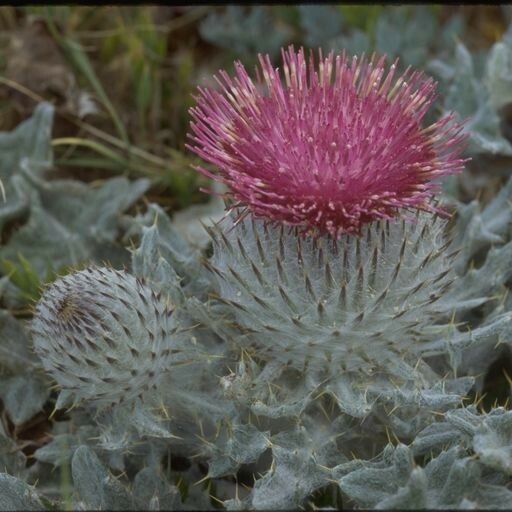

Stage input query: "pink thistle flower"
[{"left": 187, "top": 46, "right": 468, "bottom": 237}]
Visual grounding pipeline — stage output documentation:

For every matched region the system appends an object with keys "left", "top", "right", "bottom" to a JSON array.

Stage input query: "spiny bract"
[
  {"left": 208, "top": 211, "right": 456, "bottom": 380},
  {"left": 31, "top": 266, "right": 177, "bottom": 406},
  {"left": 188, "top": 46, "right": 467, "bottom": 237}
]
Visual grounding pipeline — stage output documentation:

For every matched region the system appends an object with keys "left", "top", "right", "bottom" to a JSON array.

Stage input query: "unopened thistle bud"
[{"left": 31, "top": 266, "right": 177, "bottom": 406}]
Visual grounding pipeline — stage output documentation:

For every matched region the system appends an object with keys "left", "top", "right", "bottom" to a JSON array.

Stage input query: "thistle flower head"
[
  {"left": 31, "top": 266, "right": 177, "bottom": 407},
  {"left": 188, "top": 46, "right": 467, "bottom": 237}
]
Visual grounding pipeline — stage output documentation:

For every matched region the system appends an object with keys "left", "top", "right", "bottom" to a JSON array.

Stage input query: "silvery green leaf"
[
  {"left": 34, "top": 176, "right": 150, "bottom": 243},
  {"left": 450, "top": 171, "right": 512, "bottom": 273},
  {"left": 326, "top": 374, "right": 371, "bottom": 418},
  {"left": 375, "top": 468, "right": 428, "bottom": 509},
  {"left": 384, "top": 376, "right": 474, "bottom": 413},
  {"left": 0, "top": 176, "right": 149, "bottom": 277},
  {"left": 55, "top": 390, "right": 75, "bottom": 411},
  {"left": 375, "top": 10, "right": 404, "bottom": 59},
  {"left": 208, "top": 423, "right": 270, "bottom": 478},
  {"left": 0, "top": 422, "right": 26, "bottom": 475},
  {"left": 34, "top": 434, "right": 77, "bottom": 468},
  {"left": 442, "top": 41, "right": 512, "bottom": 156},
  {"left": 132, "top": 223, "right": 184, "bottom": 304},
  {"left": 132, "top": 406, "right": 175, "bottom": 440},
  {"left": 199, "top": 7, "right": 287, "bottom": 57},
  {"left": 332, "top": 459, "right": 366, "bottom": 481},
  {"left": 106, "top": 450, "right": 126, "bottom": 474},
  {"left": 413, "top": 421, "right": 465, "bottom": 456},
  {"left": 185, "top": 297, "right": 238, "bottom": 340},
  {"left": 438, "top": 457, "right": 481, "bottom": 505},
  {"left": 34, "top": 426, "right": 96, "bottom": 467},
  {"left": 422, "top": 312, "right": 512, "bottom": 372},
  {"left": 0, "top": 275, "right": 12, "bottom": 301},
  {"left": 298, "top": 5, "right": 343, "bottom": 47},
  {"left": 71, "top": 445, "right": 132, "bottom": 510},
  {"left": 95, "top": 408, "right": 137, "bottom": 452},
  {"left": 427, "top": 58, "right": 456, "bottom": 84},
  {"left": 473, "top": 410, "right": 512, "bottom": 475},
  {"left": 223, "top": 497, "right": 249, "bottom": 511},
  {"left": 374, "top": 6, "right": 437, "bottom": 67},
  {"left": 338, "top": 444, "right": 413, "bottom": 508},
  {"left": 448, "top": 240, "right": 512, "bottom": 308},
  {"left": 473, "top": 484, "right": 512, "bottom": 509},
  {"left": 302, "top": 413, "right": 349, "bottom": 468},
  {"left": 401, "top": 7, "right": 436, "bottom": 66},
  {"left": 0, "top": 103, "right": 53, "bottom": 180},
  {"left": 0, "top": 192, "right": 87, "bottom": 275},
  {"left": 133, "top": 467, "right": 182, "bottom": 510},
  {"left": 249, "top": 392, "right": 311, "bottom": 419},
  {"left": 251, "top": 427, "right": 328, "bottom": 510},
  {"left": 475, "top": 174, "right": 512, "bottom": 240},
  {"left": 130, "top": 204, "right": 201, "bottom": 286},
  {"left": 374, "top": 446, "right": 512, "bottom": 509},
  {"left": 446, "top": 406, "right": 485, "bottom": 435},
  {"left": 445, "top": 42, "right": 480, "bottom": 118},
  {"left": 373, "top": 447, "right": 506, "bottom": 509},
  {"left": 71, "top": 445, "right": 108, "bottom": 509},
  {"left": 330, "top": 30, "right": 370, "bottom": 56},
  {"left": 172, "top": 186, "right": 225, "bottom": 250},
  {"left": 0, "top": 374, "right": 49, "bottom": 426},
  {"left": 486, "top": 40, "right": 512, "bottom": 110},
  {"left": 0, "top": 474, "right": 46, "bottom": 511},
  {"left": 440, "top": 15, "right": 464, "bottom": 48},
  {"left": 0, "top": 311, "right": 36, "bottom": 373},
  {"left": 0, "top": 103, "right": 53, "bottom": 236},
  {"left": 452, "top": 202, "right": 505, "bottom": 270},
  {"left": 412, "top": 407, "right": 482, "bottom": 455},
  {"left": 424, "top": 447, "right": 464, "bottom": 491},
  {"left": 338, "top": 444, "right": 511, "bottom": 509},
  {"left": 469, "top": 100, "right": 512, "bottom": 156}
]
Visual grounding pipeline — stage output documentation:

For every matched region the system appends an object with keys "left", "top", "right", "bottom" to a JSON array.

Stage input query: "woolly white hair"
[{"left": 207, "top": 211, "right": 457, "bottom": 381}]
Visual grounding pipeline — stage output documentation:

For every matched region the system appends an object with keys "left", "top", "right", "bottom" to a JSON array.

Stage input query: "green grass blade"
[{"left": 44, "top": 7, "right": 130, "bottom": 146}]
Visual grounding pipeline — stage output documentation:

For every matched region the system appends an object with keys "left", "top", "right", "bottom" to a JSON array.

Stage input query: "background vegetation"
[
  {"left": 1, "top": 5, "right": 512, "bottom": 509},
  {"left": 0, "top": 5, "right": 508, "bottom": 212}
]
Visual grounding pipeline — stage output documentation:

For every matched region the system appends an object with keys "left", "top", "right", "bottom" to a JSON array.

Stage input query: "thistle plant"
[
  {"left": 186, "top": 46, "right": 469, "bottom": 422},
  {"left": 7, "top": 31, "right": 512, "bottom": 510}
]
